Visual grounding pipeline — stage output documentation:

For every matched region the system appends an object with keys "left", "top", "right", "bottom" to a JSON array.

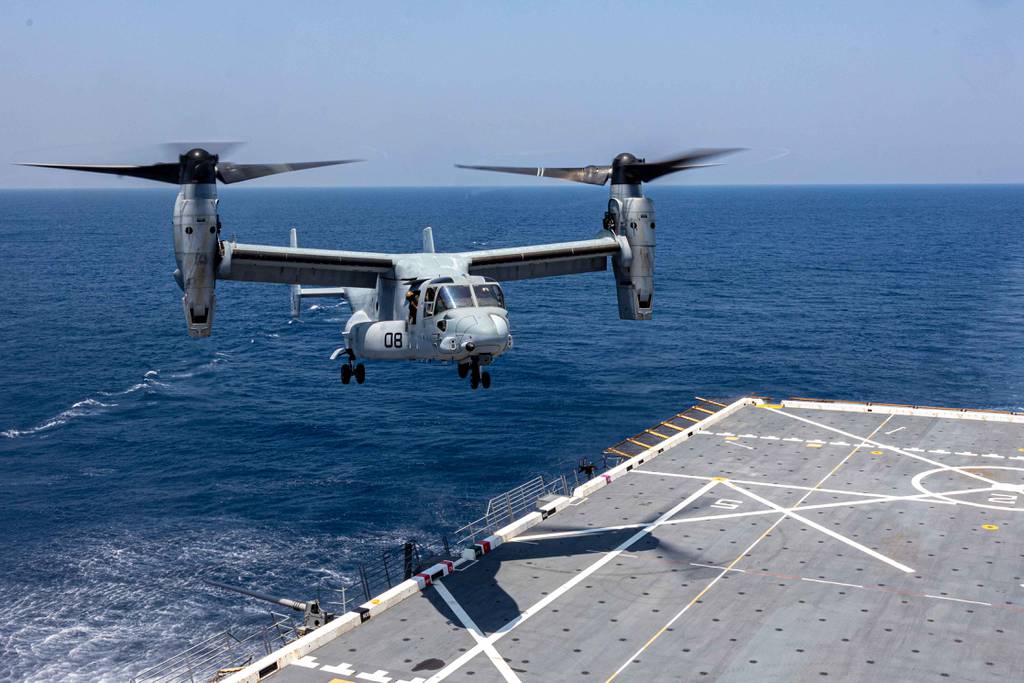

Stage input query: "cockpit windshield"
[
  {"left": 434, "top": 285, "right": 474, "bottom": 314},
  {"left": 473, "top": 284, "right": 505, "bottom": 309}
]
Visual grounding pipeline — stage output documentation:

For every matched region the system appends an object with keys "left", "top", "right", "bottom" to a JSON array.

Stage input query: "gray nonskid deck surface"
[{"left": 273, "top": 404, "right": 1024, "bottom": 682}]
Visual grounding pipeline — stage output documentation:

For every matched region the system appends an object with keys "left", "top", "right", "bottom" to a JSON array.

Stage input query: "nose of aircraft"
[{"left": 456, "top": 312, "right": 511, "bottom": 355}]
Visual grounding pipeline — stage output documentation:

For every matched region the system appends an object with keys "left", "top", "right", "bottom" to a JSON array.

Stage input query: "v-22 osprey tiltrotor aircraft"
[{"left": 20, "top": 146, "right": 739, "bottom": 389}]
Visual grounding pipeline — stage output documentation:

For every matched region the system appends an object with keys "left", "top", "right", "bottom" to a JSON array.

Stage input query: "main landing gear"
[
  {"left": 340, "top": 352, "right": 365, "bottom": 385},
  {"left": 461, "top": 359, "right": 491, "bottom": 390}
]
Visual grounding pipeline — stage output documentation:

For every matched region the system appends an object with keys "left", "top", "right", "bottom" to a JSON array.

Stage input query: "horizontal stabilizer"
[{"left": 299, "top": 287, "right": 348, "bottom": 298}]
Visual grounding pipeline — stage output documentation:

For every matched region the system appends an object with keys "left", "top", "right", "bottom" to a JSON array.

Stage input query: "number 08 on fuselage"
[{"left": 346, "top": 276, "right": 511, "bottom": 364}]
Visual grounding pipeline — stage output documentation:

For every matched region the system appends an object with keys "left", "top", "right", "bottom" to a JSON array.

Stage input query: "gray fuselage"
[{"left": 343, "top": 256, "right": 512, "bottom": 366}]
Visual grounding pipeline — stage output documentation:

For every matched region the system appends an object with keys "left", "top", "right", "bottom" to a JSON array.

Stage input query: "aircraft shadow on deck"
[{"left": 420, "top": 520, "right": 706, "bottom": 636}]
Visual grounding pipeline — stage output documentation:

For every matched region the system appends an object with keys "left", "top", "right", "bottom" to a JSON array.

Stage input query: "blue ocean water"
[{"left": 0, "top": 185, "right": 1022, "bottom": 681}]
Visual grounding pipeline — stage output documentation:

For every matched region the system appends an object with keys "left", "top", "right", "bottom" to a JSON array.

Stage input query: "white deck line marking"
[
  {"left": 772, "top": 408, "right": 1000, "bottom": 486},
  {"left": 294, "top": 656, "right": 319, "bottom": 668},
  {"left": 885, "top": 426, "right": 905, "bottom": 435},
  {"left": 432, "top": 581, "right": 521, "bottom": 683},
  {"left": 729, "top": 441, "right": 755, "bottom": 451},
  {"left": 605, "top": 514, "right": 792, "bottom": 682},
  {"left": 604, "top": 415, "right": 896, "bottom": 682},
  {"left": 635, "top": 469, "right": 894, "bottom": 499},
  {"left": 322, "top": 662, "right": 356, "bottom": 675},
  {"left": 357, "top": 671, "right": 393, "bottom": 683},
  {"left": 425, "top": 480, "right": 721, "bottom": 683},
  {"left": 924, "top": 594, "right": 992, "bottom": 606},
  {"left": 514, "top": 485, "right": 982, "bottom": 543},
  {"left": 724, "top": 480, "right": 915, "bottom": 573},
  {"left": 801, "top": 577, "right": 864, "bottom": 588}
]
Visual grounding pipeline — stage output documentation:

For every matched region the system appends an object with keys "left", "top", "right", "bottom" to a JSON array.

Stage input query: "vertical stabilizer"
[
  {"left": 289, "top": 228, "right": 301, "bottom": 318},
  {"left": 422, "top": 226, "right": 436, "bottom": 253}
]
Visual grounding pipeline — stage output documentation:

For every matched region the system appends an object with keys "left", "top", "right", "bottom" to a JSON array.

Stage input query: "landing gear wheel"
[
  {"left": 481, "top": 371, "right": 491, "bottom": 389},
  {"left": 458, "top": 363, "right": 469, "bottom": 379},
  {"left": 341, "top": 364, "right": 352, "bottom": 385},
  {"left": 354, "top": 363, "right": 366, "bottom": 385},
  {"left": 470, "top": 375, "right": 479, "bottom": 390}
]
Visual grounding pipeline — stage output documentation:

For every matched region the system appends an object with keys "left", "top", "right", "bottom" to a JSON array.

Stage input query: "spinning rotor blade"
[
  {"left": 216, "top": 159, "right": 362, "bottom": 184},
  {"left": 455, "top": 164, "right": 611, "bottom": 186},
  {"left": 15, "top": 162, "right": 181, "bottom": 184},
  {"left": 625, "top": 148, "right": 744, "bottom": 183},
  {"left": 457, "top": 148, "right": 744, "bottom": 185}
]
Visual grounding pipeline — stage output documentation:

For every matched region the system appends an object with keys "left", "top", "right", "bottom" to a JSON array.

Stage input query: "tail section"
[{"left": 288, "top": 228, "right": 346, "bottom": 318}]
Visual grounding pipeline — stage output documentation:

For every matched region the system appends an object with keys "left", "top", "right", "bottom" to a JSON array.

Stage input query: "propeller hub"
[{"left": 179, "top": 148, "right": 218, "bottom": 184}]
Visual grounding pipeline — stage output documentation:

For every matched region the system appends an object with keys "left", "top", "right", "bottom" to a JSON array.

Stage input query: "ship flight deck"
[{"left": 226, "top": 397, "right": 1024, "bottom": 683}]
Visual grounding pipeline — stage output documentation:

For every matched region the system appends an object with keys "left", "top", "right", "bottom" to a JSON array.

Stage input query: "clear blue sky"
[{"left": 1, "top": 1, "right": 1021, "bottom": 187}]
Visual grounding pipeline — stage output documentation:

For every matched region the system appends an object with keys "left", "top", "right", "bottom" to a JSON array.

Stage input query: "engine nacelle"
[
  {"left": 347, "top": 320, "right": 411, "bottom": 360},
  {"left": 608, "top": 191, "right": 655, "bottom": 320},
  {"left": 172, "top": 184, "right": 220, "bottom": 338}
]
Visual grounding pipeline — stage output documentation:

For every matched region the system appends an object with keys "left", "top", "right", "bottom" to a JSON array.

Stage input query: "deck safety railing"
[
  {"left": 130, "top": 612, "right": 297, "bottom": 683},
  {"left": 452, "top": 472, "right": 575, "bottom": 546}
]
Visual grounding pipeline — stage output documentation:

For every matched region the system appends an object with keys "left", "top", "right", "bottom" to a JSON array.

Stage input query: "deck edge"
[{"left": 221, "top": 395, "right": 759, "bottom": 682}]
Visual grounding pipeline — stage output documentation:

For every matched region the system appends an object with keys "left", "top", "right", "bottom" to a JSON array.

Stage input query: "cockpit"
[{"left": 425, "top": 281, "right": 506, "bottom": 317}]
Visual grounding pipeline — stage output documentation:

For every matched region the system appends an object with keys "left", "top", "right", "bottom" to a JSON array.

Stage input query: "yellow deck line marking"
[
  {"left": 676, "top": 414, "right": 701, "bottom": 423},
  {"left": 692, "top": 406, "right": 716, "bottom": 415},
  {"left": 645, "top": 428, "right": 670, "bottom": 439},
  {"left": 626, "top": 437, "right": 653, "bottom": 448},
  {"left": 659, "top": 421, "right": 687, "bottom": 432},
  {"left": 605, "top": 413, "right": 893, "bottom": 683}
]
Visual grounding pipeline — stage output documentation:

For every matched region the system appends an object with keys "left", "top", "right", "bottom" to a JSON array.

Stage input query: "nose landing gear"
[{"left": 464, "top": 358, "right": 492, "bottom": 390}]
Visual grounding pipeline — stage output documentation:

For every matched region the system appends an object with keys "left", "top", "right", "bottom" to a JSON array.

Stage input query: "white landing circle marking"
[{"left": 911, "top": 466, "right": 1024, "bottom": 511}]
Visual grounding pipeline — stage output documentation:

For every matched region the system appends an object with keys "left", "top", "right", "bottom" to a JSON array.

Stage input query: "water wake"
[
  {"left": 1, "top": 398, "right": 117, "bottom": 439},
  {"left": 2, "top": 355, "right": 230, "bottom": 439}
]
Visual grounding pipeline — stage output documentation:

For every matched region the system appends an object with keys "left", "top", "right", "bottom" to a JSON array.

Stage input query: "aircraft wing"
[
  {"left": 461, "top": 235, "right": 622, "bottom": 282},
  {"left": 218, "top": 242, "right": 395, "bottom": 288}
]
